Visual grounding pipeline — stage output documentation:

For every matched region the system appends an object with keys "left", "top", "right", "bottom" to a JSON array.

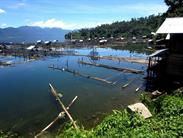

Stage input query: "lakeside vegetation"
[
  {"left": 1, "top": 88, "right": 182, "bottom": 137},
  {"left": 56, "top": 88, "right": 183, "bottom": 138}
]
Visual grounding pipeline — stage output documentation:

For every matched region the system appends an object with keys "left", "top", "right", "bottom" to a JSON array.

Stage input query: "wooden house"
[{"left": 150, "top": 17, "right": 183, "bottom": 78}]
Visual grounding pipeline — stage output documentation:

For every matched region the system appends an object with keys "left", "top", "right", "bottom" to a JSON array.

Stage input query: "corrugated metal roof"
[{"left": 156, "top": 17, "right": 183, "bottom": 34}]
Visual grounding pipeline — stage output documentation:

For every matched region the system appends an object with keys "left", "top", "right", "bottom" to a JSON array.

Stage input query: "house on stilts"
[{"left": 148, "top": 17, "right": 183, "bottom": 80}]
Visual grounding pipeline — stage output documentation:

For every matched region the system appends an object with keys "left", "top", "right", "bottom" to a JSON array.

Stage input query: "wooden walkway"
[{"left": 78, "top": 61, "right": 144, "bottom": 74}]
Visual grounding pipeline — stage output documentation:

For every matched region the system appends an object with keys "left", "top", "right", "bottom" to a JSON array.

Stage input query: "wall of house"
[
  {"left": 166, "top": 34, "right": 183, "bottom": 78},
  {"left": 166, "top": 53, "right": 183, "bottom": 77},
  {"left": 169, "top": 34, "right": 183, "bottom": 54}
]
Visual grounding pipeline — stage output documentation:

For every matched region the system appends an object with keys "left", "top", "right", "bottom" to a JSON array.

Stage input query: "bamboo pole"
[
  {"left": 56, "top": 53, "right": 148, "bottom": 64},
  {"left": 79, "top": 61, "right": 144, "bottom": 74},
  {"left": 135, "top": 84, "right": 143, "bottom": 92},
  {"left": 122, "top": 78, "right": 136, "bottom": 88},
  {"left": 104, "top": 72, "right": 123, "bottom": 81},
  {"left": 49, "top": 84, "right": 78, "bottom": 130},
  {"left": 49, "top": 66, "right": 113, "bottom": 84},
  {"left": 35, "top": 96, "right": 78, "bottom": 138}
]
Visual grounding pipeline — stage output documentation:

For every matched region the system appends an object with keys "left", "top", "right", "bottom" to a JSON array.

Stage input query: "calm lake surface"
[{"left": 0, "top": 47, "right": 148, "bottom": 137}]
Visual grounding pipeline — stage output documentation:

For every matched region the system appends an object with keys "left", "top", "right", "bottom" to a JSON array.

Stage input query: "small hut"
[
  {"left": 36, "top": 40, "right": 43, "bottom": 45},
  {"left": 27, "top": 45, "right": 36, "bottom": 50}
]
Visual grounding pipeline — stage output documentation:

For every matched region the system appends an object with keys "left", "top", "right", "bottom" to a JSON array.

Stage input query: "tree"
[
  {"left": 165, "top": 0, "right": 183, "bottom": 7},
  {"left": 165, "top": 0, "right": 183, "bottom": 14}
]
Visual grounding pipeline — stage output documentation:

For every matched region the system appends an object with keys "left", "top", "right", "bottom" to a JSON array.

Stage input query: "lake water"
[{"left": 0, "top": 47, "right": 148, "bottom": 137}]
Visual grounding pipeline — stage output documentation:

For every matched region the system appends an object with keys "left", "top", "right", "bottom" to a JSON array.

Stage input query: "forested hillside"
[
  {"left": 65, "top": 15, "right": 165, "bottom": 40},
  {"left": 65, "top": 0, "right": 183, "bottom": 40}
]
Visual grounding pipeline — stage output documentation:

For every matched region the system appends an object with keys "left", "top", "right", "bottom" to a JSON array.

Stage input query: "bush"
[{"left": 58, "top": 88, "right": 183, "bottom": 138}]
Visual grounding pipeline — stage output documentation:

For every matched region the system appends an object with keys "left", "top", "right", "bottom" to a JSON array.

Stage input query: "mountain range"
[{"left": 0, "top": 26, "right": 70, "bottom": 43}]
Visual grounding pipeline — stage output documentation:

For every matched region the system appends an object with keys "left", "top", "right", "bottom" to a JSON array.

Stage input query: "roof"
[
  {"left": 44, "top": 41, "right": 51, "bottom": 44},
  {"left": 27, "top": 45, "right": 35, "bottom": 50},
  {"left": 156, "top": 17, "right": 183, "bottom": 34},
  {"left": 37, "top": 40, "right": 42, "bottom": 43},
  {"left": 149, "top": 48, "right": 168, "bottom": 57}
]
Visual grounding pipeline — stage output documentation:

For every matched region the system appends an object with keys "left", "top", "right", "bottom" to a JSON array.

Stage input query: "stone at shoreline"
[{"left": 127, "top": 102, "right": 152, "bottom": 119}]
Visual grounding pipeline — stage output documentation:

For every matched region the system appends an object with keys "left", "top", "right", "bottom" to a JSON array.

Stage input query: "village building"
[{"left": 148, "top": 17, "right": 183, "bottom": 79}]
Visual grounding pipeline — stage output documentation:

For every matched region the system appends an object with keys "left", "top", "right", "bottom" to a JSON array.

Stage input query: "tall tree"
[{"left": 165, "top": 0, "right": 183, "bottom": 16}]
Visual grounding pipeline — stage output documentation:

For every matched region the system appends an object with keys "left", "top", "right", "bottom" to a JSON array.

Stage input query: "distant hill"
[
  {"left": 65, "top": 14, "right": 165, "bottom": 40},
  {"left": 0, "top": 26, "right": 70, "bottom": 43}
]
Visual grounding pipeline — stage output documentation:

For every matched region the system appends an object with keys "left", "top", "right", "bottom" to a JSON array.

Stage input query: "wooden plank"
[{"left": 79, "top": 61, "right": 144, "bottom": 74}]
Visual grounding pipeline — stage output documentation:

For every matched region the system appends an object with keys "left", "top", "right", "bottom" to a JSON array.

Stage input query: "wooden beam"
[
  {"left": 79, "top": 61, "right": 144, "bottom": 74},
  {"left": 35, "top": 96, "right": 78, "bottom": 138},
  {"left": 49, "top": 84, "right": 78, "bottom": 130},
  {"left": 49, "top": 66, "right": 113, "bottom": 84}
]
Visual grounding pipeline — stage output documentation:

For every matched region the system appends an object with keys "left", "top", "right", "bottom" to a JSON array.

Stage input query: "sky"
[{"left": 0, "top": 0, "right": 168, "bottom": 30}]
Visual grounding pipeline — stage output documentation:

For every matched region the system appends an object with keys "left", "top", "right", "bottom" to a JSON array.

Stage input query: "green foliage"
[
  {"left": 65, "top": 32, "right": 81, "bottom": 40},
  {"left": 172, "top": 88, "right": 183, "bottom": 98},
  {"left": 58, "top": 88, "right": 183, "bottom": 138},
  {"left": 165, "top": 0, "right": 183, "bottom": 7},
  {"left": 165, "top": 0, "right": 183, "bottom": 16},
  {"left": 159, "top": 96, "right": 183, "bottom": 116},
  {"left": 57, "top": 123, "right": 93, "bottom": 138},
  {"left": 94, "top": 110, "right": 145, "bottom": 138},
  {"left": 0, "top": 131, "right": 19, "bottom": 138},
  {"left": 140, "top": 93, "right": 153, "bottom": 109},
  {"left": 65, "top": 15, "right": 164, "bottom": 40}
]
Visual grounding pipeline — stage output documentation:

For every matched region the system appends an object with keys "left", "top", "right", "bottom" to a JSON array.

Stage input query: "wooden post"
[
  {"left": 49, "top": 83, "right": 78, "bottom": 130},
  {"left": 122, "top": 78, "right": 135, "bottom": 88},
  {"left": 136, "top": 84, "right": 143, "bottom": 92},
  {"left": 35, "top": 96, "right": 78, "bottom": 138}
]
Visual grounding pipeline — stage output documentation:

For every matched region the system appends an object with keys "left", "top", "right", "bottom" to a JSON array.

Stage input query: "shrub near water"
[
  {"left": 0, "top": 131, "right": 20, "bottom": 138},
  {"left": 58, "top": 88, "right": 183, "bottom": 138}
]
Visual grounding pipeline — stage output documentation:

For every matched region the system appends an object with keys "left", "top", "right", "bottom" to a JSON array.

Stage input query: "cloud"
[
  {"left": 0, "top": 8, "right": 5, "bottom": 14},
  {"left": 29, "top": 18, "right": 109, "bottom": 30},
  {"left": 8, "top": 2, "right": 26, "bottom": 9},
  {"left": 0, "top": 23, "right": 7, "bottom": 28},
  {"left": 29, "top": 18, "right": 76, "bottom": 30}
]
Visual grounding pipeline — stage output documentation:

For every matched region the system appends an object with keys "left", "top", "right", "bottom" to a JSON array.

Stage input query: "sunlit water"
[{"left": 0, "top": 47, "right": 148, "bottom": 137}]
